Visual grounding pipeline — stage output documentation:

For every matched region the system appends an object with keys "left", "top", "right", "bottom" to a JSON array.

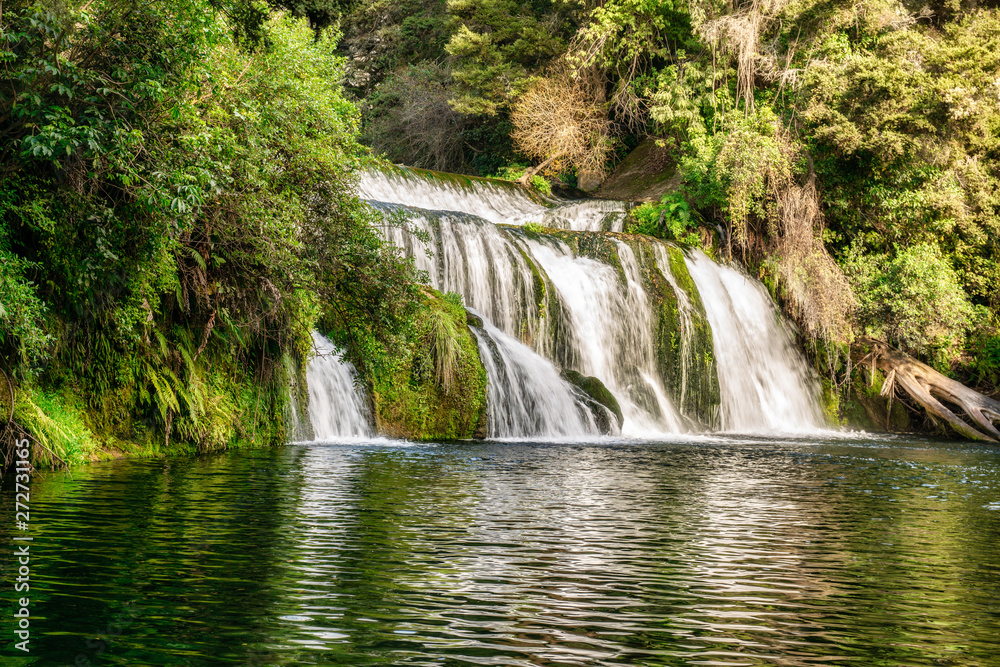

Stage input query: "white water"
[
  {"left": 471, "top": 315, "right": 603, "bottom": 438},
  {"left": 360, "top": 168, "right": 627, "bottom": 232},
  {"left": 306, "top": 332, "right": 372, "bottom": 440},
  {"left": 334, "top": 167, "right": 828, "bottom": 440},
  {"left": 540, "top": 199, "right": 627, "bottom": 232},
  {"left": 685, "top": 250, "right": 825, "bottom": 433},
  {"left": 359, "top": 169, "right": 547, "bottom": 226},
  {"left": 521, "top": 237, "right": 687, "bottom": 436},
  {"left": 377, "top": 205, "right": 544, "bottom": 342}
]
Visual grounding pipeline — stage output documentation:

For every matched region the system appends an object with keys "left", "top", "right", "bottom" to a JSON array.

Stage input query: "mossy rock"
[
  {"left": 370, "top": 289, "right": 488, "bottom": 440},
  {"left": 629, "top": 240, "right": 720, "bottom": 429},
  {"left": 595, "top": 137, "right": 682, "bottom": 202},
  {"left": 560, "top": 369, "right": 623, "bottom": 433},
  {"left": 841, "top": 369, "right": 912, "bottom": 433}
]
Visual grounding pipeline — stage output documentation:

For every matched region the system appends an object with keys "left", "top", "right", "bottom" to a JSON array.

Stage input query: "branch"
[{"left": 858, "top": 338, "right": 1000, "bottom": 442}]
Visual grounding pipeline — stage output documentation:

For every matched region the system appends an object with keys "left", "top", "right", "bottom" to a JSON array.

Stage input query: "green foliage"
[
  {"left": 270, "top": 0, "right": 357, "bottom": 29},
  {"left": 678, "top": 108, "right": 792, "bottom": 250},
  {"left": 530, "top": 175, "right": 552, "bottom": 196},
  {"left": 0, "top": 246, "right": 50, "bottom": 368},
  {"left": 492, "top": 164, "right": 552, "bottom": 196},
  {"left": 803, "top": 10, "right": 1000, "bottom": 314},
  {"left": 627, "top": 194, "right": 700, "bottom": 246},
  {"left": 844, "top": 242, "right": 978, "bottom": 365},
  {"left": 370, "top": 289, "right": 487, "bottom": 439},
  {"left": 12, "top": 387, "right": 99, "bottom": 466},
  {"left": 1, "top": 2, "right": 419, "bottom": 456},
  {"left": 445, "top": 0, "right": 578, "bottom": 115},
  {"left": 570, "top": 0, "right": 698, "bottom": 126},
  {"left": 969, "top": 329, "right": 1000, "bottom": 387}
]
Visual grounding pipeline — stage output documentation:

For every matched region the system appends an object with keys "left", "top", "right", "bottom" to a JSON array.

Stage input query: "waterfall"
[
  {"left": 684, "top": 250, "right": 825, "bottom": 432},
  {"left": 519, "top": 236, "right": 686, "bottom": 435},
  {"left": 471, "top": 315, "right": 605, "bottom": 438},
  {"left": 360, "top": 168, "right": 627, "bottom": 232},
  {"left": 539, "top": 199, "right": 626, "bottom": 232},
  {"left": 371, "top": 204, "right": 549, "bottom": 352},
  {"left": 306, "top": 332, "right": 372, "bottom": 440},
  {"left": 346, "top": 166, "right": 827, "bottom": 439},
  {"left": 359, "top": 169, "right": 547, "bottom": 225}
]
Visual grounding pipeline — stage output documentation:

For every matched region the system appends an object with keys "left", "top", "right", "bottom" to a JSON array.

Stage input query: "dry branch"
[
  {"left": 511, "top": 72, "right": 610, "bottom": 184},
  {"left": 858, "top": 338, "right": 1000, "bottom": 442}
]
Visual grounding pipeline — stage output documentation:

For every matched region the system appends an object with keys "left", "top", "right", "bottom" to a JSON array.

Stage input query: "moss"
[
  {"left": 512, "top": 240, "right": 547, "bottom": 313},
  {"left": 369, "top": 289, "right": 488, "bottom": 440},
  {"left": 820, "top": 377, "right": 843, "bottom": 427},
  {"left": 841, "top": 367, "right": 913, "bottom": 433},
  {"left": 560, "top": 370, "right": 623, "bottom": 432},
  {"left": 644, "top": 243, "right": 721, "bottom": 429},
  {"left": 4, "top": 340, "right": 302, "bottom": 470}
]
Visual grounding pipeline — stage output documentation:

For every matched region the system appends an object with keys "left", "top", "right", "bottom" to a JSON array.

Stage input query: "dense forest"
[
  {"left": 1, "top": 0, "right": 998, "bottom": 463},
  {"left": 0, "top": 0, "right": 431, "bottom": 464}
]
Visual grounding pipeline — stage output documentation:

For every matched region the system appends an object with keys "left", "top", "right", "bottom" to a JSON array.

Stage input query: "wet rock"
[{"left": 560, "top": 370, "right": 624, "bottom": 433}]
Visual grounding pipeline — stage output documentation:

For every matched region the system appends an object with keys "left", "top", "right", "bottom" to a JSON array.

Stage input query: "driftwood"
[{"left": 856, "top": 338, "right": 1000, "bottom": 442}]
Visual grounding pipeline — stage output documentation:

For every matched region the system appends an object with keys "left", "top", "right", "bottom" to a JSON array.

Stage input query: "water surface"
[{"left": 2, "top": 434, "right": 999, "bottom": 666}]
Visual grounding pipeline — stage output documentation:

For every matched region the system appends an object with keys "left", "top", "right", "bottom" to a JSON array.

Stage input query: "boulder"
[{"left": 560, "top": 370, "right": 624, "bottom": 434}]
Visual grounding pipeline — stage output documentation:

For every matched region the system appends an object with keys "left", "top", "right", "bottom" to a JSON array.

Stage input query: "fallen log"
[{"left": 855, "top": 338, "right": 1000, "bottom": 442}]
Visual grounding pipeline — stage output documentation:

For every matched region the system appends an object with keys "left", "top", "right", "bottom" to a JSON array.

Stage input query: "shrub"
[
  {"left": 510, "top": 73, "right": 612, "bottom": 181},
  {"left": 627, "top": 194, "right": 700, "bottom": 246},
  {"left": 844, "top": 242, "right": 976, "bottom": 364}
]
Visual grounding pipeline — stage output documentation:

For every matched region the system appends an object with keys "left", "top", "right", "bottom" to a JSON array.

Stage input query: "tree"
[
  {"left": 445, "top": 0, "right": 579, "bottom": 115},
  {"left": 510, "top": 71, "right": 612, "bottom": 183}
]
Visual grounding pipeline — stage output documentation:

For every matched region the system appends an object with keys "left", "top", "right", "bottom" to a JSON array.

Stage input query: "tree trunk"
[
  {"left": 854, "top": 338, "right": 1000, "bottom": 442},
  {"left": 516, "top": 153, "right": 563, "bottom": 186}
]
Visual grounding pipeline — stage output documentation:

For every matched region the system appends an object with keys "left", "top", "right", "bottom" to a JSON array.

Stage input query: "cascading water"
[
  {"left": 306, "top": 332, "right": 372, "bottom": 440},
  {"left": 518, "top": 236, "right": 686, "bottom": 435},
  {"left": 347, "top": 166, "right": 827, "bottom": 439},
  {"left": 539, "top": 199, "right": 626, "bottom": 232},
  {"left": 684, "top": 250, "right": 825, "bottom": 432},
  {"left": 360, "top": 167, "right": 627, "bottom": 232},
  {"left": 470, "top": 314, "right": 604, "bottom": 438},
  {"left": 359, "top": 169, "right": 547, "bottom": 225},
  {"left": 371, "top": 203, "right": 549, "bottom": 353}
]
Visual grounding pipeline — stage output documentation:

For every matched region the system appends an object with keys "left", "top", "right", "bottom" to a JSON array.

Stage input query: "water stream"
[
  {"left": 306, "top": 331, "right": 371, "bottom": 440},
  {"left": 685, "top": 250, "right": 825, "bottom": 432}
]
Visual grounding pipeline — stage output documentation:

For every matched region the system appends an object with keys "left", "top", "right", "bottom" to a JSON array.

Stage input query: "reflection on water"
[{"left": 2, "top": 435, "right": 1000, "bottom": 666}]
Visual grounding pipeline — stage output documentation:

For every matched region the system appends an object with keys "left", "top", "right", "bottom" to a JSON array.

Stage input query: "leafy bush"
[
  {"left": 969, "top": 328, "right": 1000, "bottom": 388},
  {"left": 844, "top": 242, "right": 977, "bottom": 364},
  {"left": 0, "top": 3, "right": 420, "bottom": 453},
  {"left": 627, "top": 194, "right": 700, "bottom": 246},
  {"left": 493, "top": 165, "right": 552, "bottom": 196},
  {"left": 0, "top": 248, "right": 50, "bottom": 369}
]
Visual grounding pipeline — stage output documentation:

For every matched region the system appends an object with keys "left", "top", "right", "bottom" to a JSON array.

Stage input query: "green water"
[{"left": 2, "top": 434, "right": 999, "bottom": 666}]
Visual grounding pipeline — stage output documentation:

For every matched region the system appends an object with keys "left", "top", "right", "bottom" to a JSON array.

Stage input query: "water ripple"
[{"left": 1, "top": 436, "right": 999, "bottom": 666}]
